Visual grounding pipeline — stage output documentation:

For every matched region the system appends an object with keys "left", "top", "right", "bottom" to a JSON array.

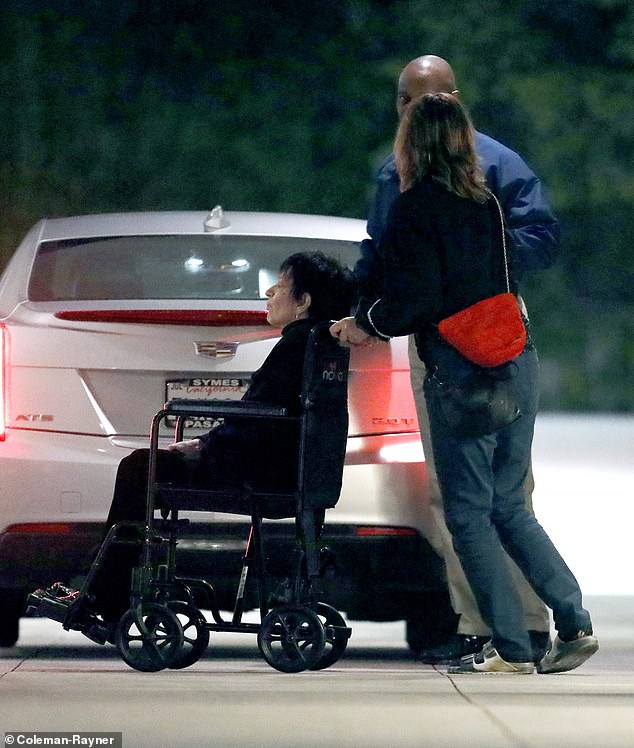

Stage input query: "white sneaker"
[
  {"left": 537, "top": 631, "right": 599, "bottom": 674},
  {"left": 448, "top": 641, "right": 534, "bottom": 674}
]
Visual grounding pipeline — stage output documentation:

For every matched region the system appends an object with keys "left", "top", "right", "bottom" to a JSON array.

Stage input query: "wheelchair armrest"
[{"left": 164, "top": 399, "right": 289, "bottom": 419}]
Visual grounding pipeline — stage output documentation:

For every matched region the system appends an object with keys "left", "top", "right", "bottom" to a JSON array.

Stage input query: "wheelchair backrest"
[{"left": 298, "top": 323, "right": 350, "bottom": 509}]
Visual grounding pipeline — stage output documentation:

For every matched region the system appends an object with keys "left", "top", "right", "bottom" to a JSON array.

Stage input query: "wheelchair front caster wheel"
[
  {"left": 257, "top": 605, "right": 326, "bottom": 673},
  {"left": 115, "top": 603, "right": 184, "bottom": 672},
  {"left": 310, "top": 603, "right": 351, "bottom": 670},
  {"left": 167, "top": 601, "right": 210, "bottom": 669}
]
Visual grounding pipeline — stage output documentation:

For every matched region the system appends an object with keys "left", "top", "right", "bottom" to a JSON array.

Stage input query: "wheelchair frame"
[{"left": 28, "top": 323, "right": 352, "bottom": 673}]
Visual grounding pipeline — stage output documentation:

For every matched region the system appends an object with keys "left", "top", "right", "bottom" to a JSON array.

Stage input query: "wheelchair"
[{"left": 27, "top": 322, "right": 352, "bottom": 673}]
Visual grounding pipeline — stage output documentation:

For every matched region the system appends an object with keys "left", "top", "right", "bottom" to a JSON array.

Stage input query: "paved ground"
[{"left": 1, "top": 595, "right": 632, "bottom": 747}]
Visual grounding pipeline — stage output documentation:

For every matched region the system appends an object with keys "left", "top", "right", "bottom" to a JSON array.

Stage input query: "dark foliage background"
[{"left": 1, "top": 0, "right": 633, "bottom": 410}]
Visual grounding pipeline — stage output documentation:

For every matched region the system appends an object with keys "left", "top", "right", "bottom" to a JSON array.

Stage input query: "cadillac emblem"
[{"left": 194, "top": 341, "right": 238, "bottom": 359}]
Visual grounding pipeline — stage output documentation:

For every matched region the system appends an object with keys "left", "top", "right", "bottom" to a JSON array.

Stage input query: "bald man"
[{"left": 355, "top": 55, "right": 558, "bottom": 666}]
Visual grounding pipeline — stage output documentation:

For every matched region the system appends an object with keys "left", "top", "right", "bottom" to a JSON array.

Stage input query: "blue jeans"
[{"left": 423, "top": 343, "right": 592, "bottom": 661}]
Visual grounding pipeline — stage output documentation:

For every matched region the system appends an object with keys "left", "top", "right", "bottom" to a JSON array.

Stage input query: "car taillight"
[
  {"left": 5, "top": 522, "right": 75, "bottom": 534},
  {"left": 355, "top": 527, "right": 418, "bottom": 537},
  {"left": 377, "top": 440, "right": 425, "bottom": 463},
  {"left": 54, "top": 310, "right": 270, "bottom": 325},
  {"left": 0, "top": 323, "right": 7, "bottom": 441}
]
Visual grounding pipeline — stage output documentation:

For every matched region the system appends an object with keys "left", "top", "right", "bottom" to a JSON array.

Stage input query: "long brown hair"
[{"left": 395, "top": 93, "right": 488, "bottom": 201}]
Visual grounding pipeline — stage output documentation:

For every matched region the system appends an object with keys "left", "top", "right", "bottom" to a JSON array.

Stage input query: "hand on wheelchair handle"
[
  {"left": 166, "top": 438, "right": 202, "bottom": 456},
  {"left": 329, "top": 317, "right": 374, "bottom": 347}
]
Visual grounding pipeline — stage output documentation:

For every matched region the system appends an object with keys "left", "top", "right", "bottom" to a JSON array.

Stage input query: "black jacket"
[
  {"left": 197, "top": 318, "right": 314, "bottom": 488},
  {"left": 356, "top": 177, "right": 516, "bottom": 343}
]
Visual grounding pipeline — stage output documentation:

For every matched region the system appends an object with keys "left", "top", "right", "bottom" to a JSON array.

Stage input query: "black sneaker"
[
  {"left": 420, "top": 631, "right": 551, "bottom": 665},
  {"left": 419, "top": 634, "right": 490, "bottom": 664},
  {"left": 529, "top": 630, "right": 551, "bottom": 663}
]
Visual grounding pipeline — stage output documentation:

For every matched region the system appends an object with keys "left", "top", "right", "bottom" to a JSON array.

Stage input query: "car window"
[{"left": 28, "top": 235, "right": 359, "bottom": 301}]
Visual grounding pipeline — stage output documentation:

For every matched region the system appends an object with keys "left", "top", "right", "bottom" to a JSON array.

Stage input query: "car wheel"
[
  {"left": 405, "top": 590, "right": 458, "bottom": 654},
  {"left": 0, "top": 589, "right": 26, "bottom": 647}
]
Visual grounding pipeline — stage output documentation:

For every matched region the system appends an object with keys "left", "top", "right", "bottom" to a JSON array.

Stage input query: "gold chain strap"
[{"left": 490, "top": 193, "right": 510, "bottom": 294}]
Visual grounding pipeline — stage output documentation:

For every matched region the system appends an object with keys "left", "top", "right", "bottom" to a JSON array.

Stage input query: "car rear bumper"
[{"left": 0, "top": 520, "right": 446, "bottom": 621}]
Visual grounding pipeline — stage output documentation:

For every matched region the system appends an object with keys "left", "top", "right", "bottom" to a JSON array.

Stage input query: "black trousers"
[
  {"left": 91, "top": 449, "right": 324, "bottom": 621},
  {"left": 92, "top": 449, "right": 193, "bottom": 620}
]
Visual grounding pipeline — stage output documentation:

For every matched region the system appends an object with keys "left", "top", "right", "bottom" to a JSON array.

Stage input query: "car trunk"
[{"left": 6, "top": 302, "right": 418, "bottom": 440}]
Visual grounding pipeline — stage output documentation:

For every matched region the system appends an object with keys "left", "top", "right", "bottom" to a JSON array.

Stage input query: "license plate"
[{"left": 165, "top": 376, "right": 251, "bottom": 429}]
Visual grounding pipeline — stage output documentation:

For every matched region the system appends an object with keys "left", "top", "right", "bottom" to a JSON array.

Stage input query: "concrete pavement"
[{"left": 1, "top": 595, "right": 633, "bottom": 747}]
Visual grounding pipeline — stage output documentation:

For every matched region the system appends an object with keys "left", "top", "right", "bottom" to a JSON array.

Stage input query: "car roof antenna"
[{"left": 204, "top": 205, "right": 230, "bottom": 231}]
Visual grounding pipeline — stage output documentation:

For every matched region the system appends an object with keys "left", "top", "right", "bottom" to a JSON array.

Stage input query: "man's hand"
[
  {"left": 167, "top": 438, "right": 202, "bottom": 456},
  {"left": 330, "top": 317, "right": 374, "bottom": 346}
]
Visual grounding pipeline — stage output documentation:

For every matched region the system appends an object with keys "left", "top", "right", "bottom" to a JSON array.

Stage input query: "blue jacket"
[{"left": 354, "top": 131, "right": 560, "bottom": 298}]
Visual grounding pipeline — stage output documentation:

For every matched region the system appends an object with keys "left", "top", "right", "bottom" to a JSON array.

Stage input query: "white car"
[{"left": 0, "top": 209, "right": 454, "bottom": 648}]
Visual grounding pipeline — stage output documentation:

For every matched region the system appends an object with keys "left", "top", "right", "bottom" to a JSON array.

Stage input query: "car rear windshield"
[{"left": 28, "top": 235, "right": 359, "bottom": 301}]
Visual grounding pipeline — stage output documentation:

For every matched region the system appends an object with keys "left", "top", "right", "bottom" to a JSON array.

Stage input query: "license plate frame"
[{"left": 165, "top": 375, "right": 251, "bottom": 429}]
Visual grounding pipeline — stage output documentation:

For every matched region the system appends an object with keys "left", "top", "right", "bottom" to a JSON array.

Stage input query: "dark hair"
[
  {"left": 279, "top": 251, "right": 357, "bottom": 321},
  {"left": 395, "top": 93, "right": 488, "bottom": 201}
]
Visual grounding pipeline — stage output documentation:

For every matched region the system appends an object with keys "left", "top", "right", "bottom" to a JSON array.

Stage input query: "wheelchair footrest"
[
  {"left": 27, "top": 588, "right": 112, "bottom": 645},
  {"left": 26, "top": 590, "right": 70, "bottom": 623},
  {"left": 80, "top": 621, "right": 111, "bottom": 645}
]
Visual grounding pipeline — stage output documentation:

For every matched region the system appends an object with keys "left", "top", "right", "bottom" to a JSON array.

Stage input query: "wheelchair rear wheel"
[
  {"left": 167, "top": 601, "right": 210, "bottom": 669},
  {"left": 115, "top": 603, "right": 184, "bottom": 672},
  {"left": 309, "top": 603, "right": 350, "bottom": 670},
  {"left": 257, "top": 605, "right": 326, "bottom": 673}
]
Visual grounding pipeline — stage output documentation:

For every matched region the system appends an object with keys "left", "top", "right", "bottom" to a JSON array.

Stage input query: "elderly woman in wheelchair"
[{"left": 29, "top": 251, "right": 356, "bottom": 672}]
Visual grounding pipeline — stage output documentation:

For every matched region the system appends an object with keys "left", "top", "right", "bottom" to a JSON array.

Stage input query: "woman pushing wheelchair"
[{"left": 331, "top": 92, "right": 598, "bottom": 675}]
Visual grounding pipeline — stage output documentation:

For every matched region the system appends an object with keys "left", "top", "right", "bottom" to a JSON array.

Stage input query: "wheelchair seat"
[{"left": 153, "top": 320, "right": 350, "bottom": 519}]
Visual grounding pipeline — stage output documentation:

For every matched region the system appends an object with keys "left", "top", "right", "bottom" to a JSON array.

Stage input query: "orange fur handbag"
[{"left": 437, "top": 195, "right": 526, "bottom": 368}]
